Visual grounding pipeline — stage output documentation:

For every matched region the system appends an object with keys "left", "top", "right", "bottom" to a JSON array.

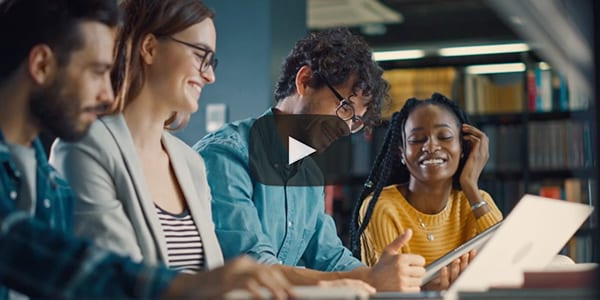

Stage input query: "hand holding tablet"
[{"left": 421, "top": 221, "right": 503, "bottom": 286}]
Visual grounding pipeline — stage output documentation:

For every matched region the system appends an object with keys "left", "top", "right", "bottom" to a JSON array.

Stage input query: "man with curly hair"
[{"left": 194, "top": 28, "right": 426, "bottom": 292}]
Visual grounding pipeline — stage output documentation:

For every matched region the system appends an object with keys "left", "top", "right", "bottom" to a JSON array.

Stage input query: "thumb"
[{"left": 383, "top": 229, "right": 412, "bottom": 254}]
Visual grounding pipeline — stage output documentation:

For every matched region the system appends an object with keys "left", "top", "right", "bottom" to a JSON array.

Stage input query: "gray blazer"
[{"left": 50, "top": 114, "right": 224, "bottom": 270}]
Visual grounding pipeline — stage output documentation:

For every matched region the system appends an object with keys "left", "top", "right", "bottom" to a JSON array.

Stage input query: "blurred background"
[{"left": 173, "top": 0, "right": 598, "bottom": 266}]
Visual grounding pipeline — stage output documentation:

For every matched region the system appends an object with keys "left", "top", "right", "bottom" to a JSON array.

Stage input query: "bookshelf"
[
  {"left": 313, "top": 0, "right": 597, "bottom": 286},
  {"left": 339, "top": 52, "right": 597, "bottom": 263}
]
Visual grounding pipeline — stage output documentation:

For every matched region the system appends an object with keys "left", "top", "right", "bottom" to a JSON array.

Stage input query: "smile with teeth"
[{"left": 420, "top": 158, "right": 446, "bottom": 165}]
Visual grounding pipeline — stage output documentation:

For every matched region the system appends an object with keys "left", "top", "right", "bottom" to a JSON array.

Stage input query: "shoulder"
[
  {"left": 163, "top": 132, "right": 197, "bottom": 157},
  {"left": 373, "top": 185, "right": 406, "bottom": 205},
  {"left": 163, "top": 132, "right": 206, "bottom": 168},
  {"left": 361, "top": 185, "right": 405, "bottom": 214},
  {"left": 193, "top": 117, "right": 256, "bottom": 157},
  {"left": 51, "top": 116, "right": 117, "bottom": 159}
]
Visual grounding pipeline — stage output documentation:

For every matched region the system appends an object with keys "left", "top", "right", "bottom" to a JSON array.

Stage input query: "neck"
[
  {"left": 403, "top": 179, "right": 453, "bottom": 214},
  {"left": 122, "top": 86, "right": 172, "bottom": 154},
  {"left": 272, "top": 107, "right": 294, "bottom": 150},
  {"left": 274, "top": 95, "right": 304, "bottom": 115},
  {"left": 0, "top": 79, "right": 39, "bottom": 146}
]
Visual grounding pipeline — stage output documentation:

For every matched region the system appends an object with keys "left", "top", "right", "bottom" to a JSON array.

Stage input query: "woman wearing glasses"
[{"left": 50, "top": 0, "right": 223, "bottom": 274}]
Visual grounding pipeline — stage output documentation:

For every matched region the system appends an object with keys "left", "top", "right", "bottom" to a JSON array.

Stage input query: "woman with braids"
[{"left": 350, "top": 93, "right": 503, "bottom": 290}]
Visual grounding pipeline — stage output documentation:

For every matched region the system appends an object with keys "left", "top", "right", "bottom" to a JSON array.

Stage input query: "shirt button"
[
  {"left": 43, "top": 199, "right": 51, "bottom": 208},
  {"left": 278, "top": 260, "right": 283, "bottom": 264},
  {"left": 287, "top": 221, "right": 292, "bottom": 227},
  {"left": 9, "top": 191, "right": 17, "bottom": 200},
  {"left": 14, "top": 170, "right": 21, "bottom": 178}
]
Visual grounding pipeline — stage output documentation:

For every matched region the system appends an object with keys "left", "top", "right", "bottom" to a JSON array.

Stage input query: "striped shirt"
[{"left": 155, "top": 205, "right": 204, "bottom": 273}]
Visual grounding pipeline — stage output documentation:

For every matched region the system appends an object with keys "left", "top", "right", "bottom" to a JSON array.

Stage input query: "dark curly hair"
[
  {"left": 274, "top": 28, "right": 390, "bottom": 129},
  {"left": 349, "top": 92, "right": 472, "bottom": 259},
  {"left": 0, "top": 0, "right": 120, "bottom": 81}
]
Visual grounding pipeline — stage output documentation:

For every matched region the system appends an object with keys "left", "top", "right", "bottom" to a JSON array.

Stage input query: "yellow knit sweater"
[{"left": 359, "top": 185, "right": 503, "bottom": 266}]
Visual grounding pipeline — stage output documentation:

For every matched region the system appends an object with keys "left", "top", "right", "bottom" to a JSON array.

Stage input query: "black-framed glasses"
[
  {"left": 164, "top": 36, "right": 218, "bottom": 73},
  {"left": 316, "top": 72, "right": 365, "bottom": 133}
]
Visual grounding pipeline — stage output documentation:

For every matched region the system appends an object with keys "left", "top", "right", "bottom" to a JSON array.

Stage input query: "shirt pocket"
[{"left": 292, "top": 227, "right": 316, "bottom": 266}]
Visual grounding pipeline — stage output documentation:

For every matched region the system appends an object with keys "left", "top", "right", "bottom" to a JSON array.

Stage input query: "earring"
[{"left": 401, "top": 158, "right": 405, "bottom": 165}]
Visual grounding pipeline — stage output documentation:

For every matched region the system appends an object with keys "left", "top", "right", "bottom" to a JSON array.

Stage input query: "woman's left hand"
[
  {"left": 459, "top": 124, "right": 489, "bottom": 191},
  {"left": 422, "top": 250, "right": 476, "bottom": 291}
]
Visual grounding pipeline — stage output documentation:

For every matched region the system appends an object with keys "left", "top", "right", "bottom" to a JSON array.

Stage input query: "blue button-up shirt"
[
  {"left": 0, "top": 132, "right": 177, "bottom": 299},
  {"left": 194, "top": 109, "right": 363, "bottom": 272}
]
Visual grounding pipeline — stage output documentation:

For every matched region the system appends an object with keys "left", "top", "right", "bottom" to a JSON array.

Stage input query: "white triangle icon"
[{"left": 289, "top": 136, "right": 316, "bottom": 165}]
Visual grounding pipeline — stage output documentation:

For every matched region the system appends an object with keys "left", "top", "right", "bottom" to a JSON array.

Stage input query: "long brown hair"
[{"left": 109, "top": 0, "right": 214, "bottom": 129}]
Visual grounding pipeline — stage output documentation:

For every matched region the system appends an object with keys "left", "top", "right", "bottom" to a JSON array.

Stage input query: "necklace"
[
  {"left": 399, "top": 184, "right": 451, "bottom": 242},
  {"left": 416, "top": 215, "right": 435, "bottom": 241}
]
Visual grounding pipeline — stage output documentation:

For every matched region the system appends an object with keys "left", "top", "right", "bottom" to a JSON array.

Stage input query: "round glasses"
[
  {"left": 316, "top": 72, "right": 365, "bottom": 133},
  {"left": 164, "top": 36, "right": 218, "bottom": 73}
]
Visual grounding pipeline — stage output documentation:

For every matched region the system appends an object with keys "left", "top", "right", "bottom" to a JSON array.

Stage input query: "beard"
[{"left": 29, "top": 75, "right": 91, "bottom": 143}]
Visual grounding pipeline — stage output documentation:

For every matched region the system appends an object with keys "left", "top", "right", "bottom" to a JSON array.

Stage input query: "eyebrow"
[
  {"left": 90, "top": 62, "right": 113, "bottom": 70},
  {"left": 186, "top": 41, "right": 214, "bottom": 52},
  {"left": 409, "top": 124, "right": 452, "bottom": 133},
  {"left": 194, "top": 42, "right": 213, "bottom": 49},
  {"left": 346, "top": 95, "right": 357, "bottom": 105}
]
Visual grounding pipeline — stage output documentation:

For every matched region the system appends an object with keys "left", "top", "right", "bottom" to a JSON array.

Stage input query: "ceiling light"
[
  {"left": 438, "top": 43, "right": 529, "bottom": 57},
  {"left": 538, "top": 62, "right": 551, "bottom": 70},
  {"left": 373, "top": 50, "right": 425, "bottom": 61},
  {"left": 465, "top": 63, "right": 526, "bottom": 74},
  {"left": 307, "top": 0, "right": 403, "bottom": 29}
]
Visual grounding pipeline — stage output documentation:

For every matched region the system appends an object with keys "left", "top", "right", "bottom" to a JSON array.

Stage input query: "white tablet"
[{"left": 421, "top": 221, "right": 503, "bottom": 285}]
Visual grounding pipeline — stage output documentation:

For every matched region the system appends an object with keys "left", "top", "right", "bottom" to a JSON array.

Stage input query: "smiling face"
[
  {"left": 400, "top": 104, "right": 462, "bottom": 184},
  {"left": 149, "top": 18, "right": 216, "bottom": 114}
]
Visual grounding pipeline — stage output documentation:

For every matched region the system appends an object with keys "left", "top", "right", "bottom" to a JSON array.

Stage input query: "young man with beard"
[{"left": 0, "top": 0, "right": 291, "bottom": 299}]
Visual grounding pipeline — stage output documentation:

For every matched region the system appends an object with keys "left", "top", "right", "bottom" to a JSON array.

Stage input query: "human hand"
[
  {"left": 423, "top": 250, "right": 476, "bottom": 291},
  {"left": 368, "top": 229, "right": 426, "bottom": 292},
  {"left": 161, "top": 256, "right": 293, "bottom": 299},
  {"left": 318, "top": 279, "right": 376, "bottom": 295},
  {"left": 459, "top": 124, "right": 489, "bottom": 191}
]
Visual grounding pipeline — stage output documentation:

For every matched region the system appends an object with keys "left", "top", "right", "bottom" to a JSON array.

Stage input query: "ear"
[
  {"left": 139, "top": 33, "right": 158, "bottom": 65},
  {"left": 27, "top": 44, "right": 56, "bottom": 85},
  {"left": 294, "top": 65, "right": 313, "bottom": 96},
  {"left": 398, "top": 146, "right": 406, "bottom": 164}
]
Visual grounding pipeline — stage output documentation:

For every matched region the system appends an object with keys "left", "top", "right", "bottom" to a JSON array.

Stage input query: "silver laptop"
[
  {"left": 443, "top": 194, "right": 594, "bottom": 300},
  {"left": 374, "top": 194, "right": 594, "bottom": 300}
]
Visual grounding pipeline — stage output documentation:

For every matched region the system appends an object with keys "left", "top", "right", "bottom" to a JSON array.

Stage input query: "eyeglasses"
[
  {"left": 316, "top": 72, "right": 365, "bottom": 133},
  {"left": 164, "top": 36, "right": 218, "bottom": 73}
]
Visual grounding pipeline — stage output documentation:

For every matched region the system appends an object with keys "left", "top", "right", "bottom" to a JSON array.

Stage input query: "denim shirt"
[
  {"left": 0, "top": 131, "right": 176, "bottom": 299},
  {"left": 194, "top": 109, "right": 363, "bottom": 272}
]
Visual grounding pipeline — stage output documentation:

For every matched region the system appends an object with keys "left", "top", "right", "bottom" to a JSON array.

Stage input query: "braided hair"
[{"left": 349, "top": 92, "right": 472, "bottom": 259}]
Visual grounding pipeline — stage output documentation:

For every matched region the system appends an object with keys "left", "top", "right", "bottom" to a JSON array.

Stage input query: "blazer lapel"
[
  {"left": 100, "top": 114, "right": 170, "bottom": 263},
  {"left": 162, "top": 134, "right": 223, "bottom": 270}
]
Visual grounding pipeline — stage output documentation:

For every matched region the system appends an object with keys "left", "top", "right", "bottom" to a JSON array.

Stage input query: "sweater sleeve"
[{"left": 359, "top": 196, "right": 407, "bottom": 266}]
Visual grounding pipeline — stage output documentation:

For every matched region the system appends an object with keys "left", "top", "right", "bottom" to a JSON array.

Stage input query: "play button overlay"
[
  {"left": 248, "top": 113, "right": 353, "bottom": 186},
  {"left": 289, "top": 136, "right": 316, "bottom": 165}
]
